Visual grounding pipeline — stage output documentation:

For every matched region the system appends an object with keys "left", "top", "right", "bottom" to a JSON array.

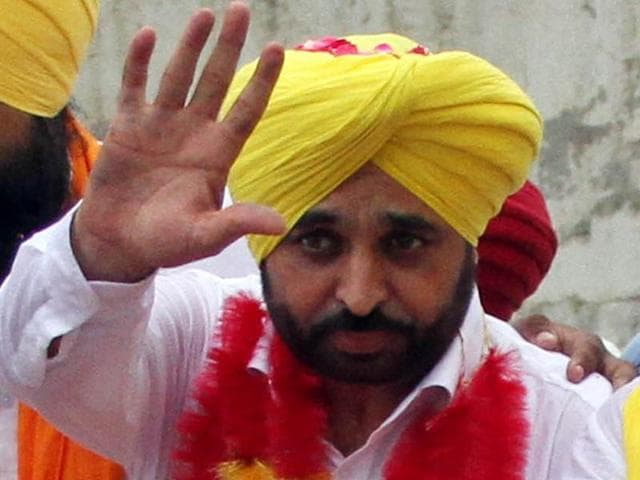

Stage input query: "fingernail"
[
  {"left": 536, "top": 331, "right": 559, "bottom": 349},
  {"left": 569, "top": 363, "right": 585, "bottom": 383}
]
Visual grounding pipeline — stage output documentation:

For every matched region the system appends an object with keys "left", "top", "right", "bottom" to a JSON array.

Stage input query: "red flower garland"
[
  {"left": 267, "top": 336, "right": 328, "bottom": 477},
  {"left": 384, "top": 351, "right": 529, "bottom": 479},
  {"left": 173, "top": 294, "right": 529, "bottom": 479}
]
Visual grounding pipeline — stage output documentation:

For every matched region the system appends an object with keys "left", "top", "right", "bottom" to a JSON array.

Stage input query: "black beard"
[
  {"left": 261, "top": 245, "right": 476, "bottom": 385},
  {"left": 0, "top": 109, "right": 70, "bottom": 281}
]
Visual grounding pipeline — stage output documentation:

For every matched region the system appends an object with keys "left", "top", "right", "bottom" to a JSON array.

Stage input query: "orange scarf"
[
  {"left": 17, "top": 114, "right": 125, "bottom": 480},
  {"left": 65, "top": 113, "right": 99, "bottom": 205}
]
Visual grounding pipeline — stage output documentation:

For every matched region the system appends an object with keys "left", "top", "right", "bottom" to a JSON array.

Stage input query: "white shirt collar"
[{"left": 417, "top": 286, "right": 486, "bottom": 396}]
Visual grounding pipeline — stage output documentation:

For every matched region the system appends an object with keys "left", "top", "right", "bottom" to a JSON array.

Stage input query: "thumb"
[{"left": 190, "top": 202, "right": 285, "bottom": 257}]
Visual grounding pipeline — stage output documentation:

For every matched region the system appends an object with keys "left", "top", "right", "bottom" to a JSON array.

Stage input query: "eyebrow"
[
  {"left": 292, "top": 209, "right": 439, "bottom": 234},
  {"left": 384, "top": 212, "right": 438, "bottom": 234},
  {"left": 292, "top": 210, "right": 338, "bottom": 229}
]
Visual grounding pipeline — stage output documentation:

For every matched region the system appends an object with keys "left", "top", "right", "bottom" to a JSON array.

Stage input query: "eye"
[
  {"left": 297, "top": 229, "right": 342, "bottom": 257},
  {"left": 384, "top": 232, "right": 425, "bottom": 252}
]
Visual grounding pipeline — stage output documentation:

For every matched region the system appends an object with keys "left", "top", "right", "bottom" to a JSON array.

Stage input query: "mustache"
[{"left": 308, "top": 308, "right": 414, "bottom": 340}]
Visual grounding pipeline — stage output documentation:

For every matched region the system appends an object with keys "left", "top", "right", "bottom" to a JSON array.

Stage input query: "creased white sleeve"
[{"left": 0, "top": 207, "right": 261, "bottom": 472}]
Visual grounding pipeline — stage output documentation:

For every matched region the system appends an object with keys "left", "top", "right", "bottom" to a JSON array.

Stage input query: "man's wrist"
[{"left": 70, "top": 207, "right": 155, "bottom": 283}]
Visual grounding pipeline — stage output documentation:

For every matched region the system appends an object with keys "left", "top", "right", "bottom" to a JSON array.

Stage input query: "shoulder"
[
  {"left": 562, "top": 374, "right": 640, "bottom": 479},
  {"left": 596, "top": 377, "right": 640, "bottom": 436},
  {"left": 486, "top": 315, "right": 612, "bottom": 409}
]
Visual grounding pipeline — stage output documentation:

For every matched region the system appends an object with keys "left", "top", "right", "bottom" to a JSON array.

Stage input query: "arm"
[
  {"left": 0, "top": 205, "right": 261, "bottom": 465},
  {"left": 0, "top": 3, "right": 283, "bottom": 465}
]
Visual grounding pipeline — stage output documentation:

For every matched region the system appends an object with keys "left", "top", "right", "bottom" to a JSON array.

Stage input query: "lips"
[{"left": 330, "top": 330, "right": 403, "bottom": 355}]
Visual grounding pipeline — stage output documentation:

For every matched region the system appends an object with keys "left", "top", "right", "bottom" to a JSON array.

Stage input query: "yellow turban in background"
[
  {"left": 0, "top": 0, "right": 99, "bottom": 118},
  {"left": 225, "top": 34, "right": 543, "bottom": 262}
]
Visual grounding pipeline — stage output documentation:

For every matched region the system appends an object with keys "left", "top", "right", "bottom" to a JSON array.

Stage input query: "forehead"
[
  {"left": 0, "top": 102, "right": 33, "bottom": 153},
  {"left": 306, "top": 163, "right": 454, "bottom": 232}
]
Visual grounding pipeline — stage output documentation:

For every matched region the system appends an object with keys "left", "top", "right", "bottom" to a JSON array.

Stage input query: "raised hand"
[{"left": 72, "top": 3, "right": 285, "bottom": 282}]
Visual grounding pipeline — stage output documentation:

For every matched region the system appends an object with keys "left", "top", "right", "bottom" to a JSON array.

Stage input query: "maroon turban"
[{"left": 476, "top": 181, "right": 558, "bottom": 321}]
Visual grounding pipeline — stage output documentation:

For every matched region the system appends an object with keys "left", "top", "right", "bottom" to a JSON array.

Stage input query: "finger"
[
  {"left": 603, "top": 355, "right": 638, "bottom": 390},
  {"left": 189, "top": 1, "right": 250, "bottom": 117},
  {"left": 155, "top": 9, "right": 215, "bottom": 110},
  {"left": 119, "top": 27, "right": 156, "bottom": 109},
  {"left": 533, "top": 331, "right": 561, "bottom": 352},
  {"left": 566, "top": 360, "right": 586, "bottom": 383},
  {"left": 514, "top": 315, "right": 554, "bottom": 343},
  {"left": 189, "top": 203, "right": 285, "bottom": 258},
  {"left": 221, "top": 42, "right": 284, "bottom": 148},
  {"left": 565, "top": 343, "right": 601, "bottom": 383}
]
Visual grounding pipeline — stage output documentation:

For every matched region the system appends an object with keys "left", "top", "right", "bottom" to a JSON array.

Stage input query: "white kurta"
[{"left": 0, "top": 209, "right": 612, "bottom": 479}]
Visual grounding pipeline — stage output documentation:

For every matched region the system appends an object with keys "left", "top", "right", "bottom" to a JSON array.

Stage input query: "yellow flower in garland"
[
  {"left": 217, "top": 460, "right": 331, "bottom": 480},
  {"left": 217, "top": 460, "right": 278, "bottom": 479}
]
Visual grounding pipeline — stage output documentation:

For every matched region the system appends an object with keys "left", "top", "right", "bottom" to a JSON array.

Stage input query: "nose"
[{"left": 335, "top": 248, "right": 389, "bottom": 317}]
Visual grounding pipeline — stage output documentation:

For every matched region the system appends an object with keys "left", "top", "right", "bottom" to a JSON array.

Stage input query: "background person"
[
  {"left": 477, "top": 180, "right": 557, "bottom": 322},
  {"left": 623, "top": 333, "right": 640, "bottom": 368},
  {"left": 0, "top": 1, "right": 124, "bottom": 479}
]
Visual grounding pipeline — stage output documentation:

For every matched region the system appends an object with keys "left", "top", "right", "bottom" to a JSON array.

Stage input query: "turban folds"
[
  {"left": 225, "top": 34, "right": 543, "bottom": 262},
  {"left": 0, "top": 0, "right": 99, "bottom": 117},
  {"left": 476, "top": 181, "right": 558, "bottom": 321}
]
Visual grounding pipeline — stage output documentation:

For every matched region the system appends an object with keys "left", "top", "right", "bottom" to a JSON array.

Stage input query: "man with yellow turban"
[
  {"left": 0, "top": 1, "right": 123, "bottom": 479},
  {"left": 0, "top": 4, "right": 619, "bottom": 479}
]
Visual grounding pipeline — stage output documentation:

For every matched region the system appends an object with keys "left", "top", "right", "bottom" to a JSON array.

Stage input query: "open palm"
[{"left": 73, "top": 4, "right": 284, "bottom": 282}]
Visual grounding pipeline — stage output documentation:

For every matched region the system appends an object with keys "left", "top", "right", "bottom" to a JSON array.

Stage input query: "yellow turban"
[
  {"left": 225, "top": 34, "right": 543, "bottom": 262},
  {"left": 0, "top": 0, "right": 99, "bottom": 118}
]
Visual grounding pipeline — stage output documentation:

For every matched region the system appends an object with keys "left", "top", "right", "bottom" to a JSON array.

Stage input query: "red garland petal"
[
  {"left": 332, "top": 43, "right": 359, "bottom": 55},
  {"left": 384, "top": 349, "right": 529, "bottom": 480},
  {"left": 295, "top": 36, "right": 359, "bottom": 56},
  {"left": 408, "top": 45, "right": 430, "bottom": 55},
  {"left": 295, "top": 36, "right": 340, "bottom": 51},
  {"left": 216, "top": 352, "right": 270, "bottom": 460},
  {"left": 172, "top": 294, "right": 270, "bottom": 479},
  {"left": 216, "top": 295, "right": 270, "bottom": 460},
  {"left": 374, "top": 43, "right": 394, "bottom": 53},
  {"left": 172, "top": 359, "right": 225, "bottom": 480},
  {"left": 295, "top": 37, "right": 431, "bottom": 57},
  {"left": 268, "top": 335, "right": 328, "bottom": 478}
]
